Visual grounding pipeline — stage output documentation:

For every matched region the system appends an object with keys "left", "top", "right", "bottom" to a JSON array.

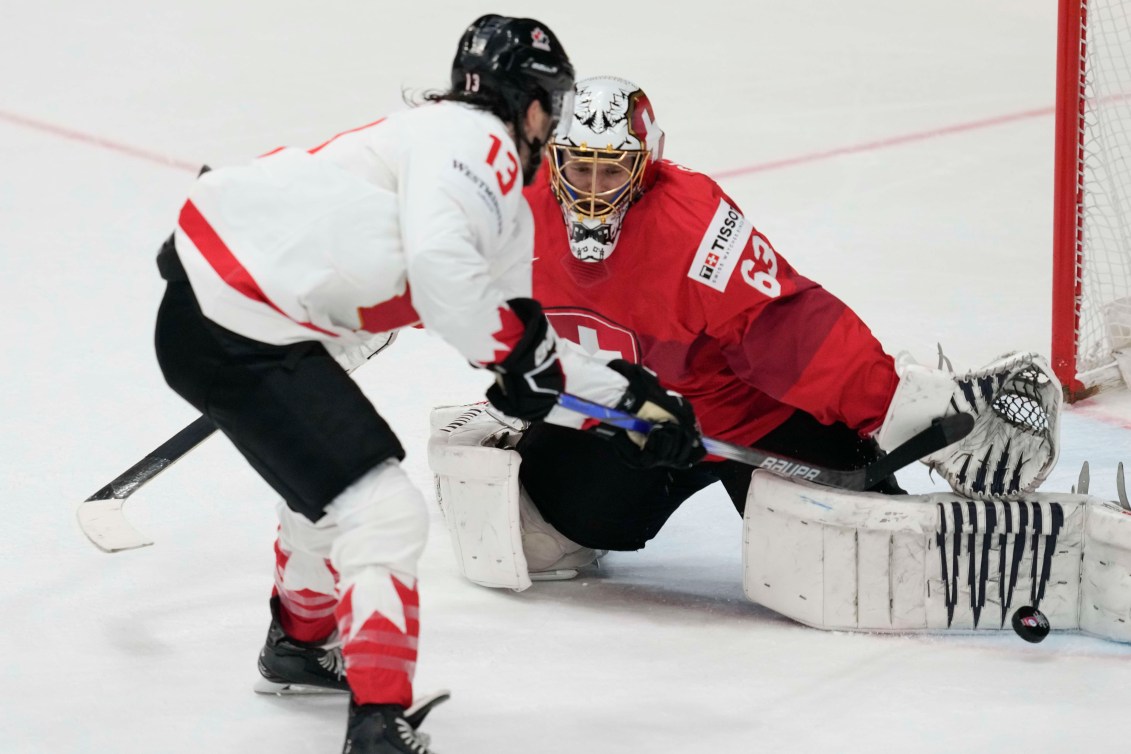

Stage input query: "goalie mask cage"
[{"left": 1051, "top": 0, "right": 1131, "bottom": 402}]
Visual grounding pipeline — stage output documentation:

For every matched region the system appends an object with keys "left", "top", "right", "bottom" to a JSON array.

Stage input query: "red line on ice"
[
  {"left": 0, "top": 109, "right": 200, "bottom": 173},
  {"left": 712, "top": 105, "right": 1055, "bottom": 178},
  {"left": 1, "top": 104, "right": 1058, "bottom": 179}
]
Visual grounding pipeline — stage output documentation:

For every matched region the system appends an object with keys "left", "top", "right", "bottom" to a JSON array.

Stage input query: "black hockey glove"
[
  {"left": 485, "top": 298, "right": 564, "bottom": 421},
  {"left": 596, "top": 360, "right": 706, "bottom": 470}
]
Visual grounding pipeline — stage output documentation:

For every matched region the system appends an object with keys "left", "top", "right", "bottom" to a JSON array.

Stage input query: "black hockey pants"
[
  {"left": 517, "top": 410, "right": 904, "bottom": 551},
  {"left": 153, "top": 236, "right": 404, "bottom": 521}
]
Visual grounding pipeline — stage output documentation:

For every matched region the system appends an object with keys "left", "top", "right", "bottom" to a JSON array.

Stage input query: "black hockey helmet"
[{"left": 450, "top": 15, "right": 575, "bottom": 131}]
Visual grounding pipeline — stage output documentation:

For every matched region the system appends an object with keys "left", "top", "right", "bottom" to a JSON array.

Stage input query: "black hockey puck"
[{"left": 1011, "top": 605, "right": 1050, "bottom": 643}]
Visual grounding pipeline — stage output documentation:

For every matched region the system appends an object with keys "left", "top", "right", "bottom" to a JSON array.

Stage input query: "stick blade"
[
  {"left": 939, "top": 411, "right": 975, "bottom": 444},
  {"left": 76, "top": 498, "right": 153, "bottom": 552}
]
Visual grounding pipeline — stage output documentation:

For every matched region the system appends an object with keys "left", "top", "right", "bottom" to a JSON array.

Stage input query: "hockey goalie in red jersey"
[
  {"left": 531, "top": 79, "right": 900, "bottom": 461},
  {"left": 428, "top": 75, "right": 1063, "bottom": 594}
]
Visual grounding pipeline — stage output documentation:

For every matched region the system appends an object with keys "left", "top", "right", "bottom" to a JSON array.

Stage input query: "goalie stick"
[{"left": 557, "top": 393, "right": 975, "bottom": 491}]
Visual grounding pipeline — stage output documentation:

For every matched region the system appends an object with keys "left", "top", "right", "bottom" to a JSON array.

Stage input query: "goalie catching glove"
[
  {"left": 596, "top": 360, "right": 706, "bottom": 470},
  {"left": 876, "top": 351, "right": 1062, "bottom": 500}
]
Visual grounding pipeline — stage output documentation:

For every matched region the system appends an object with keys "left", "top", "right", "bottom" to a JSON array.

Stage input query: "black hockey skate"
[
  {"left": 255, "top": 597, "right": 349, "bottom": 695},
  {"left": 343, "top": 691, "right": 449, "bottom": 754}
]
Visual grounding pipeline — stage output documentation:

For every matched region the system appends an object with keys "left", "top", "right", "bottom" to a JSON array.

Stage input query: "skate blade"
[
  {"left": 529, "top": 568, "right": 579, "bottom": 581},
  {"left": 253, "top": 678, "right": 349, "bottom": 696}
]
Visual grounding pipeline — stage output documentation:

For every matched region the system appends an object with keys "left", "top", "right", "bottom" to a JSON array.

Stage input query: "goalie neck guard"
[{"left": 549, "top": 76, "right": 665, "bottom": 262}]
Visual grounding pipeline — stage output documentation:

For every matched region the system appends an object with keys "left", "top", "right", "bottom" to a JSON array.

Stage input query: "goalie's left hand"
[
  {"left": 599, "top": 360, "right": 707, "bottom": 470},
  {"left": 878, "top": 351, "right": 1062, "bottom": 500}
]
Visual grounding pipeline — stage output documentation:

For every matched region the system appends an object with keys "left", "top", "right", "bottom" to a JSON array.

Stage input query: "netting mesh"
[
  {"left": 993, "top": 366, "right": 1052, "bottom": 435},
  {"left": 1076, "top": 0, "right": 1131, "bottom": 377}
]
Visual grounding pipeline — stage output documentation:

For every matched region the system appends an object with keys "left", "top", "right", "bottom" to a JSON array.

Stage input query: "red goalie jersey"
[{"left": 525, "top": 161, "right": 899, "bottom": 448}]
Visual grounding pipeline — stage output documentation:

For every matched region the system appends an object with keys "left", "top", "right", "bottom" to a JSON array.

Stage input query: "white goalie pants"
[{"left": 273, "top": 459, "right": 428, "bottom": 706}]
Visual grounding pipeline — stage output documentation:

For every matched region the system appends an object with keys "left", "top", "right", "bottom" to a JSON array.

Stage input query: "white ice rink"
[{"left": 4, "top": 1, "right": 1131, "bottom": 752}]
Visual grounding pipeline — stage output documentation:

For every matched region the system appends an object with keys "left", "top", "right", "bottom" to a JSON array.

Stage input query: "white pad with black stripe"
[{"left": 744, "top": 470, "right": 1131, "bottom": 642}]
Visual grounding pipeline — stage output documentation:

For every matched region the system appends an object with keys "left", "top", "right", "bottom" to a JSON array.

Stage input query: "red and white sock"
[{"left": 325, "top": 460, "right": 429, "bottom": 706}]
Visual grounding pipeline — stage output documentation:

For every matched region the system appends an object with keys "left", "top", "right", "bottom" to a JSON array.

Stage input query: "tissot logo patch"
[{"left": 688, "top": 200, "right": 752, "bottom": 292}]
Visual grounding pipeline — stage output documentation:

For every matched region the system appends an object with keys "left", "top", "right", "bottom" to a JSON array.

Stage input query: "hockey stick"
[
  {"left": 557, "top": 393, "right": 974, "bottom": 491},
  {"left": 76, "top": 415, "right": 217, "bottom": 552},
  {"left": 75, "top": 335, "right": 399, "bottom": 553}
]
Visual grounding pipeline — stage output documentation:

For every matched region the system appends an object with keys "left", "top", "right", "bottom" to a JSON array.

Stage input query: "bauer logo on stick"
[{"left": 760, "top": 457, "right": 822, "bottom": 482}]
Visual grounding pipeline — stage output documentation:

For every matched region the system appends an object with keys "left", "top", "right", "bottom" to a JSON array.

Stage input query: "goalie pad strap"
[{"left": 744, "top": 471, "right": 1131, "bottom": 642}]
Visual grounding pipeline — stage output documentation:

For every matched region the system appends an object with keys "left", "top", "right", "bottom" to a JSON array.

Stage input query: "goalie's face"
[
  {"left": 550, "top": 146, "right": 647, "bottom": 220},
  {"left": 549, "top": 148, "right": 641, "bottom": 263}
]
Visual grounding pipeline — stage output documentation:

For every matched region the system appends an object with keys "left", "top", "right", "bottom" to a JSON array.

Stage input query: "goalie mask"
[{"left": 549, "top": 76, "right": 665, "bottom": 262}]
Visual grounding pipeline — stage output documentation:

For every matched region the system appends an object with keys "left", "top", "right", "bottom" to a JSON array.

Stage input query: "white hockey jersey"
[{"left": 174, "top": 102, "right": 536, "bottom": 365}]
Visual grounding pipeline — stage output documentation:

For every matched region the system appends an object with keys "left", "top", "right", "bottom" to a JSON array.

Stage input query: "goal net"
[{"left": 1051, "top": 0, "right": 1131, "bottom": 401}]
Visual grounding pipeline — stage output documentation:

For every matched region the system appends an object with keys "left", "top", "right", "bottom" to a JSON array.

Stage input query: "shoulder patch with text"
[{"left": 687, "top": 200, "right": 753, "bottom": 292}]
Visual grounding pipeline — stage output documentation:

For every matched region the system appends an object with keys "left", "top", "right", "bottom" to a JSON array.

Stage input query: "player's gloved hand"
[
  {"left": 485, "top": 298, "right": 564, "bottom": 421},
  {"left": 599, "top": 360, "right": 706, "bottom": 470}
]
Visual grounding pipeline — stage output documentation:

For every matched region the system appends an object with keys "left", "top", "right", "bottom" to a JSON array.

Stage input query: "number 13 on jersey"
[{"left": 486, "top": 134, "right": 518, "bottom": 195}]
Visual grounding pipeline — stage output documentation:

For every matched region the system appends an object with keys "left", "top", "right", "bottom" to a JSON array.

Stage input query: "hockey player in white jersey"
[{"left": 152, "top": 15, "right": 703, "bottom": 754}]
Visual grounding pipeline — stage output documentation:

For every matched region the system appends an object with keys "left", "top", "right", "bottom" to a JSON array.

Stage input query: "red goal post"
[{"left": 1051, "top": 0, "right": 1131, "bottom": 402}]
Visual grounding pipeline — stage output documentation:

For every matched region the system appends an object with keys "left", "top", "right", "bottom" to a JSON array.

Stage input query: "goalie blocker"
[{"left": 744, "top": 471, "right": 1131, "bottom": 643}]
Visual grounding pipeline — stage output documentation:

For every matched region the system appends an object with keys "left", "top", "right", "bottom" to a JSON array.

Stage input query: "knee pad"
[
  {"left": 276, "top": 500, "right": 339, "bottom": 558},
  {"left": 324, "top": 460, "right": 429, "bottom": 581},
  {"left": 274, "top": 501, "right": 339, "bottom": 603},
  {"left": 519, "top": 490, "right": 602, "bottom": 577}
]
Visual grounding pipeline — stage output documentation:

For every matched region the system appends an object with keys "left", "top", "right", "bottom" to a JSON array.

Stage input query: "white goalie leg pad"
[
  {"left": 1081, "top": 502, "right": 1131, "bottom": 640},
  {"left": 428, "top": 403, "right": 598, "bottom": 590},
  {"left": 876, "top": 351, "right": 1062, "bottom": 500},
  {"left": 744, "top": 470, "right": 1131, "bottom": 642},
  {"left": 429, "top": 403, "right": 531, "bottom": 590}
]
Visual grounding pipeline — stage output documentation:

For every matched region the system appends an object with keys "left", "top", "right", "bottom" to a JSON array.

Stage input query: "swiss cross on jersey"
[{"left": 545, "top": 309, "right": 640, "bottom": 363}]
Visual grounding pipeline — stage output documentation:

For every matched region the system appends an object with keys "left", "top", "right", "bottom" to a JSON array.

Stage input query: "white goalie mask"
[{"left": 549, "top": 76, "right": 665, "bottom": 262}]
